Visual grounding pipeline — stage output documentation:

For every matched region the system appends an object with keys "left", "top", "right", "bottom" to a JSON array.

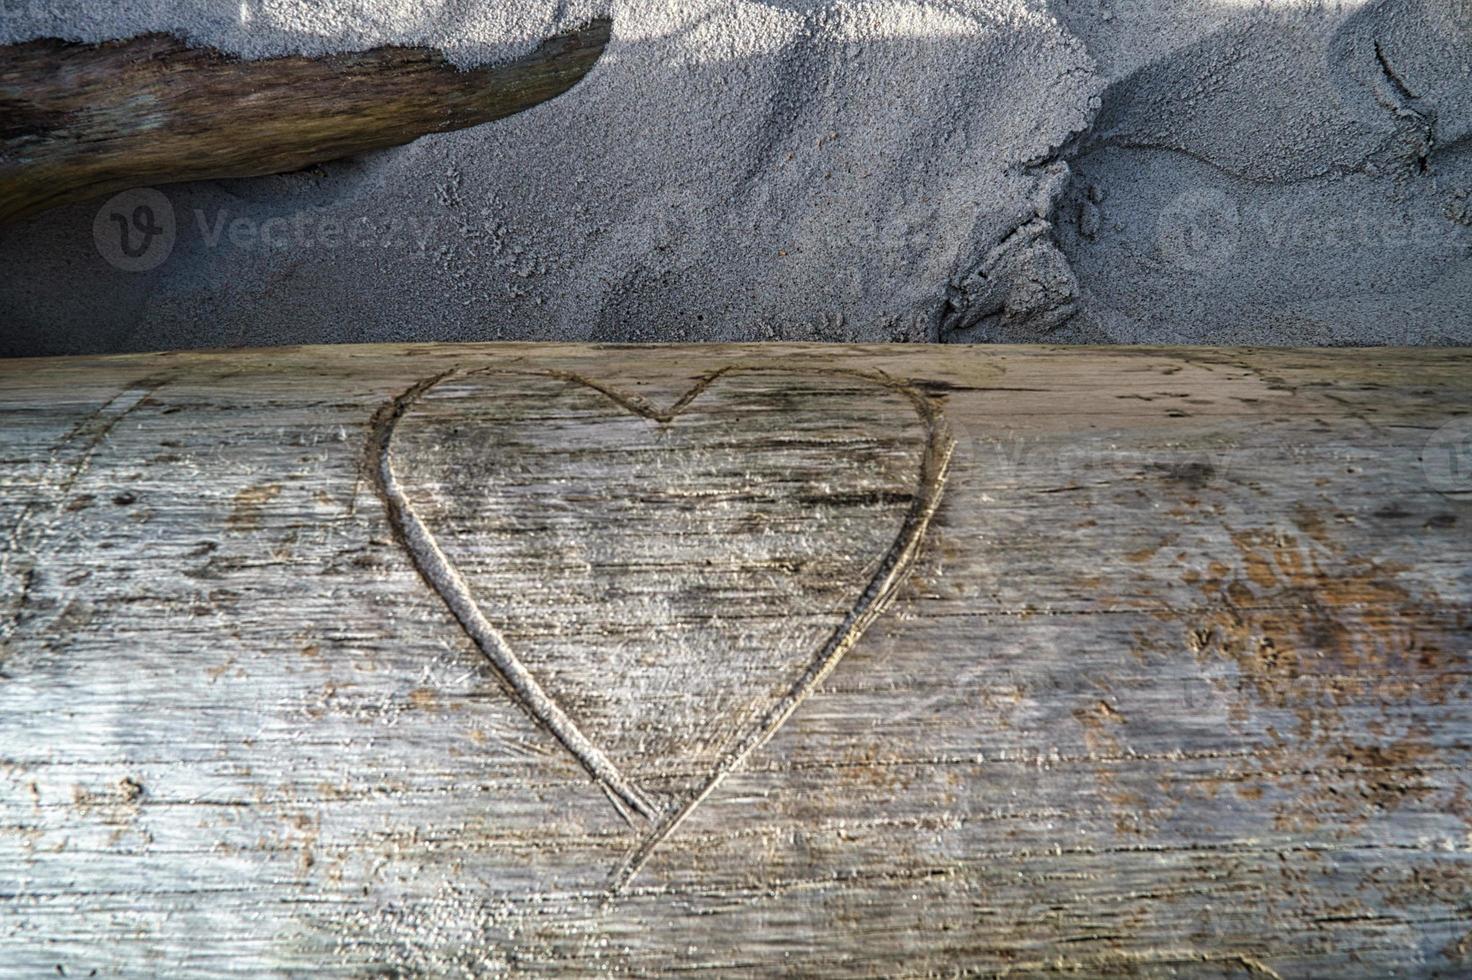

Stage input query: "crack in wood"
[
  {"left": 368, "top": 364, "right": 953, "bottom": 890},
  {"left": 1, "top": 374, "right": 171, "bottom": 646}
]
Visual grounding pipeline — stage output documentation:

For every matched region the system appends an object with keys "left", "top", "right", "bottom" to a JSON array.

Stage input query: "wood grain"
[
  {"left": 0, "top": 20, "right": 610, "bottom": 224},
  {"left": 1, "top": 343, "right": 1469, "bottom": 976}
]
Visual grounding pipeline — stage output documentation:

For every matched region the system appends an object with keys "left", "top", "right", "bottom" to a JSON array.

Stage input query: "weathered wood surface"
[
  {"left": 0, "top": 343, "right": 1469, "bottom": 977},
  {"left": 0, "top": 20, "right": 609, "bottom": 224}
]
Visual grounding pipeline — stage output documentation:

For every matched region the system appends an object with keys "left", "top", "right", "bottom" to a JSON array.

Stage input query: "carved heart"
[{"left": 371, "top": 365, "right": 950, "bottom": 889}]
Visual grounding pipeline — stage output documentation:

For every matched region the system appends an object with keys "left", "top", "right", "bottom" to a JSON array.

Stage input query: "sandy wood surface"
[{"left": 1, "top": 343, "right": 1469, "bottom": 976}]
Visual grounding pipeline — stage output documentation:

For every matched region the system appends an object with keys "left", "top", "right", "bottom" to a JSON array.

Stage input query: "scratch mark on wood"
[
  {"left": 368, "top": 364, "right": 954, "bottom": 883},
  {"left": 1, "top": 374, "right": 169, "bottom": 644},
  {"left": 371, "top": 369, "right": 657, "bottom": 822},
  {"left": 604, "top": 366, "right": 954, "bottom": 893},
  {"left": 997, "top": 949, "right": 1286, "bottom": 978}
]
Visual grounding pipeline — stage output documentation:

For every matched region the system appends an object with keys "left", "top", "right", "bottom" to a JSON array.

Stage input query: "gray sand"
[{"left": 1, "top": 0, "right": 1469, "bottom": 355}]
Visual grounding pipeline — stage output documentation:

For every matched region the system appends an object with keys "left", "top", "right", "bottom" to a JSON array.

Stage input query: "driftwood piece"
[
  {"left": 0, "top": 343, "right": 1469, "bottom": 976},
  {"left": 0, "top": 19, "right": 610, "bottom": 224}
]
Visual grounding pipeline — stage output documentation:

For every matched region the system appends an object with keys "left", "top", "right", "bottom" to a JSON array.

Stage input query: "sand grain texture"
[{"left": 6, "top": 2, "right": 1467, "bottom": 353}]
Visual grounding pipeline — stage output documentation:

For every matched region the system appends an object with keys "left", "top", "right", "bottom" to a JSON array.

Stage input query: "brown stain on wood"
[
  {"left": 1073, "top": 698, "right": 1168, "bottom": 834},
  {"left": 228, "top": 483, "right": 282, "bottom": 530},
  {"left": 1192, "top": 525, "right": 1463, "bottom": 714},
  {"left": 1144, "top": 511, "right": 1472, "bottom": 836}
]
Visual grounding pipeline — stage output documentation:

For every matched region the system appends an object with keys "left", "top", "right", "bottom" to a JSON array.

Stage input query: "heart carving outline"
[{"left": 368, "top": 364, "right": 953, "bottom": 892}]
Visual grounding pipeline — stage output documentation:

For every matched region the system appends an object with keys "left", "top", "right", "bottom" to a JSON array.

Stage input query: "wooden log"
[
  {"left": 0, "top": 19, "right": 610, "bottom": 224},
  {"left": 0, "top": 343, "right": 1469, "bottom": 976}
]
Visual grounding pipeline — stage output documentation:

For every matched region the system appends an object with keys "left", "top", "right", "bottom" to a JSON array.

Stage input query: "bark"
[{"left": 0, "top": 19, "right": 610, "bottom": 223}]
